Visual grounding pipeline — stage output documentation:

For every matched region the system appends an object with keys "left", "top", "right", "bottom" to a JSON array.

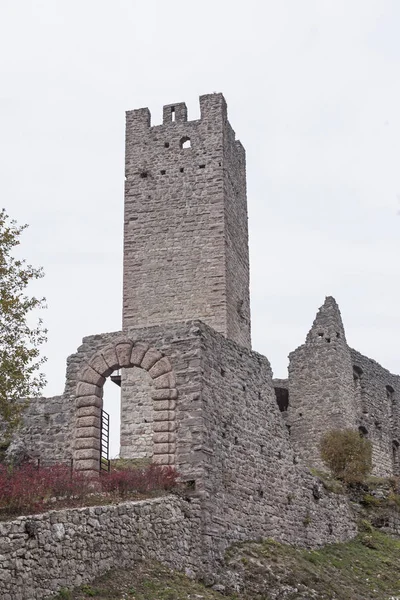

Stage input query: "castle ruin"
[{"left": 3, "top": 94, "right": 400, "bottom": 590}]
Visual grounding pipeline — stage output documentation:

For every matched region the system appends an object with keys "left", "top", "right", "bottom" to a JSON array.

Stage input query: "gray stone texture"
[
  {"left": 122, "top": 93, "right": 251, "bottom": 349},
  {"left": 0, "top": 496, "right": 202, "bottom": 600},
  {"left": 287, "top": 296, "right": 400, "bottom": 477}
]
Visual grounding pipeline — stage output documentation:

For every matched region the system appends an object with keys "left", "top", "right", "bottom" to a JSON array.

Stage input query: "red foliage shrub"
[
  {"left": 101, "top": 464, "right": 178, "bottom": 498},
  {"left": 0, "top": 462, "right": 178, "bottom": 519}
]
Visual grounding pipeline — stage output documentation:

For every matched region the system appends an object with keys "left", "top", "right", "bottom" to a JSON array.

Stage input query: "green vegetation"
[
  {"left": 226, "top": 527, "right": 400, "bottom": 599},
  {"left": 309, "top": 468, "right": 345, "bottom": 494},
  {"left": 0, "top": 209, "right": 47, "bottom": 442},
  {"left": 55, "top": 562, "right": 234, "bottom": 600},
  {"left": 320, "top": 429, "right": 372, "bottom": 484}
]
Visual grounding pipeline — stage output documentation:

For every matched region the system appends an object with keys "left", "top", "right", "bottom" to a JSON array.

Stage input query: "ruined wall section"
[
  {"left": 4, "top": 395, "right": 73, "bottom": 465},
  {"left": 122, "top": 93, "right": 250, "bottom": 349},
  {"left": 197, "top": 323, "right": 356, "bottom": 564},
  {"left": 350, "top": 348, "right": 400, "bottom": 477},
  {"left": 287, "top": 297, "right": 357, "bottom": 469}
]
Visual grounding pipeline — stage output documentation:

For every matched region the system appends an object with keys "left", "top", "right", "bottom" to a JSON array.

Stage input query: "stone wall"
[
  {"left": 0, "top": 496, "right": 202, "bottom": 600},
  {"left": 287, "top": 298, "right": 358, "bottom": 469},
  {"left": 197, "top": 323, "right": 356, "bottom": 565},
  {"left": 285, "top": 297, "right": 400, "bottom": 477},
  {"left": 350, "top": 348, "right": 400, "bottom": 476},
  {"left": 122, "top": 93, "right": 251, "bottom": 349}
]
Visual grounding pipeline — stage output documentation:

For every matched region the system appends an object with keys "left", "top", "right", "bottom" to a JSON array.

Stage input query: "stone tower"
[
  {"left": 287, "top": 297, "right": 357, "bottom": 468},
  {"left": 120, "top": 94, "right": 251, "bottom": 458},
  {"left": 122, "top": 93, "right": 251, "bottom": 348}
]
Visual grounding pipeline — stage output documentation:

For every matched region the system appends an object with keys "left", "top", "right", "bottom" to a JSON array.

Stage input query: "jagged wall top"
[
  {"left": 306, "top": 296, "right": 347, "bottom": 345},
  {"left": 127, "top": 92, "right": 228, "bottom": 127}
]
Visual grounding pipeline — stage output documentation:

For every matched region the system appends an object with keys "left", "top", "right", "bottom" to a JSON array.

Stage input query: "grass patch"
[
  {"left": 60, "top": 561, "right": 236, "bottom": 600},
  {"left": 226, "top": 528, "right": 400, "bottom": 599},
  {"left": 309, "top": 468, "right": 345, "bottom": 494}
]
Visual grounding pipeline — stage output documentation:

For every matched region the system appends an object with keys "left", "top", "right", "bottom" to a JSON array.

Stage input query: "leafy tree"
[
  {"left": 320, "top": 428, "right": 372, "bottom": 484},
  {"left": 0, "top": 209, "right": 47, "bottom": 441}
]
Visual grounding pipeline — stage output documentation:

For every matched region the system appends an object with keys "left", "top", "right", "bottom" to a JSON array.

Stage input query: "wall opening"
[
  {"left": 274, "top": 387, "right": 289, "bottom": 413},
  {"left": 386, "top": 385, "right": 395, "bottom": 418},
  {"left": 393, "top": 440, "right": 399, "bottom": 475},
  {"left": 120, "top": 366, "right": 154, "bottom": 460},
  {"left": 358, "top": 425, "right": 368, "bottom": 438},
  {"left": 171, "top": 107, "right": 175, "bottom": 122},
  {"left": 102, "top": 376, "right": 121, "bottom": 459},
  {"left": 180, "top": 136, "right": 191, "bottom": 149}
]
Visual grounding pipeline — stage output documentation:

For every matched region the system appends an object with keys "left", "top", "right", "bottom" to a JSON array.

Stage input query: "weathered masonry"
[
  {"left": 3, "top": 94, "right": 400, "bottom": 598},
  {"left": 123, "top": 94, "right": 251, "bottom": 348}
]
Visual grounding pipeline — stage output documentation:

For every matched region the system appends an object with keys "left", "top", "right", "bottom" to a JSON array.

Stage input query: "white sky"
[{"left": 1, "top": 1, "right": 399, "bottom": 456}]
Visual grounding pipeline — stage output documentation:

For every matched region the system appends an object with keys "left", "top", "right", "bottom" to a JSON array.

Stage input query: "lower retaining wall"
[{"left": 0, "top": 496, "right": 202, "bottom": 600}]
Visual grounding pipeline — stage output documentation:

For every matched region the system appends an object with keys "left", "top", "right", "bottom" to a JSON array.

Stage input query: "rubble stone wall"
[{"left": 0, "top": 496, "right": 203, "bottom": 600}]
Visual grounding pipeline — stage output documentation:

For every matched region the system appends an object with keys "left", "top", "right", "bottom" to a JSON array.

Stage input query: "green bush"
[{"left": 320, "top": 429, "right": 372, "bottom": 484}]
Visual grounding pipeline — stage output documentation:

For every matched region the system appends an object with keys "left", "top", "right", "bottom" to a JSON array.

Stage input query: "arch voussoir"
[
  {"left": 141, "top": 348, "right": 163, "bottom": 371},
  {"left": 79, "top": 365, "right": 106, "bottom": 387},
  {"left": 114, "top": 339, "right": 134, "bottom": 367},
  {"left": 130, "top": 342, "right": 150, "bottom": 366},
  {"left": 101, "top": 345, "right": 120, "bottom": 372},
  {"left": 148, "top": 357, "right": 172, "bottom": 379},
  {"left": 88, "top": 353, "right": 113, "bottom": 378}
]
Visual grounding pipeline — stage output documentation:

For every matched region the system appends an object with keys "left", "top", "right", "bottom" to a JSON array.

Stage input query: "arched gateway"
[{"left": 73, "top": 337, "right": 177, "bottom": 473}]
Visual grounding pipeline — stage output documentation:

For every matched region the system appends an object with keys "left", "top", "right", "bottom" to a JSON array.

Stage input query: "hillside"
[{"left": 56, "top": 526, "right": 400, "bottom": 600}]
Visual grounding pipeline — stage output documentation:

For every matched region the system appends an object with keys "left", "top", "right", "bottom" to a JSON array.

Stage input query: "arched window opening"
[
  {"left": 171, "top": 107, "right": 176, "bottom": 122},
  {"left": 180, "top": 136, "right": 191, "bottom": 149}
]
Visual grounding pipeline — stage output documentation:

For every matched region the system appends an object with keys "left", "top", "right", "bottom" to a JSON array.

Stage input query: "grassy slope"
[{"left": 56, "top": 527, "right": 400, "bottom": 600}]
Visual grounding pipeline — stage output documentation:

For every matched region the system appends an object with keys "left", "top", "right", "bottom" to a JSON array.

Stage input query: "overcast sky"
[{"left": 1, "top": 1, "right": 399, "bottom": 456}]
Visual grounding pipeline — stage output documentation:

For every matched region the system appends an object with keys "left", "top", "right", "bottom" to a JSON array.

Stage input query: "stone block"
[
  {"left": 153, "top": 400, "right": 176, "bottom": 411},
  {"left": 153, "top": 410, "right": 176, "bottom": 422},
  {"left": 115, "top": 341, "right": 133, "bottom": 367},
  {"left": 88, "top": 354, "right": 113, "bottom": 378},
  {"left": 153, "top": 432, "right": 176, "bottom": 444},
  {"left": 74, "top": 448, "right": 99, "bottom": 461},
  {"left": 75, "top": 426, "right": 100, "bottom": 439},
  {"left": 148, "top": 357, "right": 172, "bottom": 379},
  {"left": 141, "top": 348, "right": 163, "bottom": 371},
  {"left": 153, "top": 421, "right": 176, "bottom": 433},
  {"left": 153, "top": 443, "right": 170, "bottom": 454},
  {"left": 152, "top": 454, "right": 170, "bottom": 465},
  {"left": 74, "top": 458, "right": 99, "bottom": 471},
  {"left": 76, "top": 382, "right": 102, "bottom": 398},
  {"left": 151, "top": 388, "right": 178, "bottom": 400},
  {"left": 76, "top": 416, "right": 101, "bottom": 429},
  {"left": 77, "top": 406, "right": 101, "bottom": 418},
  {"left": 154, "top": 372, "right": 176, "bottom": 389},
  {"left": 74, "top": 438, "right": 101, "bottom": 450},
  {"left": 130, "top": 342, "right": 149, "bottom": 366},
  {"left": 79, "top": 365, "right": 106, "bottom": 387},
  {"left": 101, "top": 345, "right": 120, "bottom": 371},
  {"left": 76, "top": 395, "right": 102, "bottom": 409}
]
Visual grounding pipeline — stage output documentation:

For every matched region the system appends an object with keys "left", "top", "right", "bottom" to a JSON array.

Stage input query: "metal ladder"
[{"left": 100, "top": 409, "right": 110, "bottom": 472}]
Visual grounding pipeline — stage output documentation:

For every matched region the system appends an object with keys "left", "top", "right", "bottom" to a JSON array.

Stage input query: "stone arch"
[{"left": 73, "top": 337, "right": 177, "bottom": 473}]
